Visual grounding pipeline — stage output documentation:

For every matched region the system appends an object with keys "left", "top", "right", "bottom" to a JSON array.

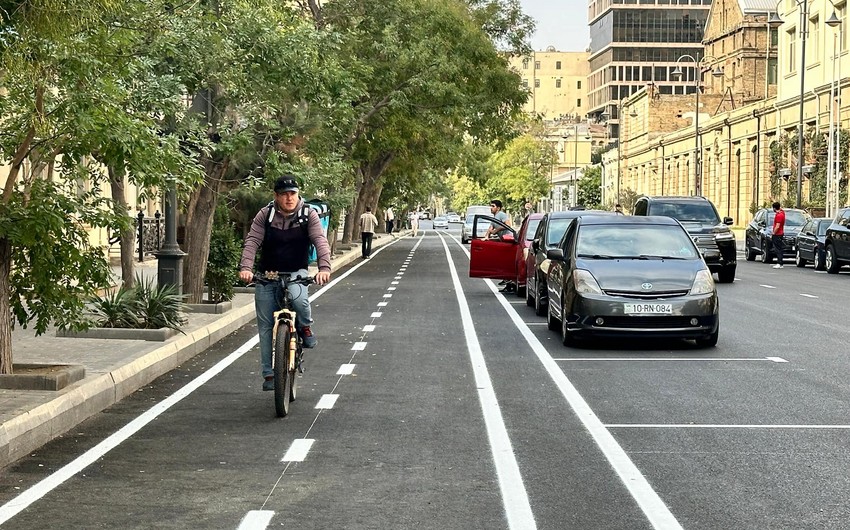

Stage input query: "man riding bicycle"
[{"left": 239, "top": 175, "right": 332, "bottom": 391}]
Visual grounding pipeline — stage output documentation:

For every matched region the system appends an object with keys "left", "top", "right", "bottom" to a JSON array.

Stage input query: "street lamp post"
[
  {"left": 672, "top": 55, "right": 723, "bottom": 197},
  {"left": 601, "top": 102, "right": 635, "bottom": 205},
  {"left": 154, "top": 181, "right": 186, "bottom": 295}
]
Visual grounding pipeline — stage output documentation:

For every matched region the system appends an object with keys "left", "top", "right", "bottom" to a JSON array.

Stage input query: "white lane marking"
[
  {"left": 363, "top": 325, "right": 376, "bottom": 332},
  {"left": 377, "top": 302, "right": 388, "bottom": 307},
  {"left": 799, "top": 293, "right": 819, "bottom": 298},
  {"left": 606, "top": 424, "right": 850, "bottom": 429},
  {"left": 436, "top": 233, "right": 536, "bottom": 529},
  {"left": 315, "top": 394, "right": 340, "bottom": 409},
  {"left": 554, "top": 357, "right": 788, "bottom": 363},
  {"left": 337, "top": 364, "right": 356, "bottom": 375},
  {"left": 394, "top": 276, "right": 402, "bottom": 280},
  {"left": 371, "top": 312, "right": 382, "bottom": 318},
  {"left": 281, "top": 439, "right": 315, "bottom": 462},
  {"left": 388, "top": 287, "right": 397, "bottom": 291},
  {"left": 524, "top": 322, "right": 548, "bottom": 325},
  {"left": 815, "top": 270, "right": 827, "bottom": 274},
  {"left": 760, "top": 284, "right": 776, "bottom": 289},
  {"left": 392, "top": 281, "right": 400, "bottom": 285},
  {"left": 508, "top": 300, "right": 525, "bottom": 304},
  {"left": 447, "top": 236, "right": 682, "bottom": 530},
  {"left": 382, "top": 294, "right": 393, "bottom": 298},
  {"left": 238, "top": 510, "right": 275, "bottom": 530},
  {"left": 0, "top": 253, "right": 376, "bottom": 524},
  {"left": 352, "top": 342, "right": 367, "bottom": 351}
]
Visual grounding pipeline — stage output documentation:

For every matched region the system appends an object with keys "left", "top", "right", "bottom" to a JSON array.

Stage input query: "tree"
[
  {"left": 485, "top": 134, "right": 554, "bottom": 211},
  {"left": 578, "top": 166, "right": 602, "bottom": 208}
]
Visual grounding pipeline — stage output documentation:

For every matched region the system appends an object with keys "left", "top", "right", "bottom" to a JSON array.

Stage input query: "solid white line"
[
  {"left": 363, "top": 325, "right": 376, "bottom": 332},
  {"left": 315, "top": 394, "right": 340, "bottom": 410},
  {"left": 281, "top": 439, "right": 315, "bottom": 462},
  {"left": 760, "top": 284, "right": 776, "bottom": 289},
  {"left": 238, "top": 510, "right": 275, "bottom": 530},
  {"left": 337, "top": 364, "right": 355, "bottom": 375},
  {"left": 799, "top": 293, "right": 819, "bottom": 298},
  {"left": 553, "top": 357, "right": 786, "bottom": 363},
  {"left": 377, "top": 302, "right": 388, "bottom": 307},
  {"left": 436, "top": 233, "right": 536, "bottom": 529},
  {"left": 606, "top": 424, "right": 850, "bottom": 429},
  {"left": 766, "top": 356, "right": 789, "bottom": 363},
  {"left": 352, "top": 342, "right": 367, "bottom": 351},
  {"left": 524, "top": 322, "right": 548, "bottom": 325},
  {"left": 447, "top": 236, "right": 682, "bottom": 530},
  {"left": 371, "top": 312, "right": 382, "bottom": 318}
]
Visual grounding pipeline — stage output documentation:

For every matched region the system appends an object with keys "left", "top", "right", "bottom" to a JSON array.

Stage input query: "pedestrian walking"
[
  {"left": 385, "top": 206, "right": 395, "bottom": 236},
  {"left": 360, "top": 206, "right": 379, "bottom": 259},
  {"left": 409, "top": 211, "right": 419, "bottom": 237},
  {"left": 771, "top": 201, "right": 786, "bottom": 269}
]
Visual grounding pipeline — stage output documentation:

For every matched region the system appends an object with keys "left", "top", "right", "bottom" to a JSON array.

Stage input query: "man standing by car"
[
  {"left": 485, "top": 199, "right": 511, "bottom": 238},
  {"left": 772, "top": 201, "right": 786, "bottom": 269}
]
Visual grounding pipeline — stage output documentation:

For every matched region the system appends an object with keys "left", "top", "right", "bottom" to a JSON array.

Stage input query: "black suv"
[
  {"left": 824, "top": 207, "right": 850, "bottom": 273},
  {"left": 633, "top": 196, "right": 736, "bottom": 283}
]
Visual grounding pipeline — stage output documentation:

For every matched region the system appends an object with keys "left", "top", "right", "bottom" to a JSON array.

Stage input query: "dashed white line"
[
  {"left": 363, "top": 325, "right": 376, "bottom": 332},
  {"left": 370, "top": 312, "right": 382, "bottom": 318},
  {"left": 799, "top": 293, "right": 819, "bottom": 298},
  {"left": 315, "top": 394, "right": 340, "bottom": 409},
  {"left": 766, "top": 356, "right": 789, "bottom": 363},
  {"left": 377, "top": 302, "right": 388, "bottom": 307},
  {"left": 382, "top": 294, "right": 393, "bottom": 298},
  {"left": 760, "top": 284, "right": 776, "bottom": 289},
  {"left": 352, "top": 342, "right": 367, "bottom": 351},
  {"left": 238, "top": 510, "right": 274, "bottom": 530},
  {"left": 281, "top": 439, "right": 315, "bottom": 462},
  {"left": 337, "top": 364, "right": 356, "bottom": 375},
  {"left": 388, "top": 287, "right": 397, "bottom": 291},
  {"left": 392, "top": 281, "right": 399, "bottom": 285}
]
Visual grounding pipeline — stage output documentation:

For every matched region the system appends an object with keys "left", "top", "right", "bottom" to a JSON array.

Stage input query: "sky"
[{"left": 520, "top": 0, "right": 591, "bottom": 52}]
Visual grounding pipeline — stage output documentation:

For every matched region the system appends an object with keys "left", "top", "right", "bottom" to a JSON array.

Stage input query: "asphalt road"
[{"left": 1, "top": 221, "right": 850, "bottom": 529}]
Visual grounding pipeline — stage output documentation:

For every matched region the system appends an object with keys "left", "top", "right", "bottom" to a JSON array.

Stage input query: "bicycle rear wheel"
[{"left": 273, "top": 327, "right": 293, "bottom": 417}]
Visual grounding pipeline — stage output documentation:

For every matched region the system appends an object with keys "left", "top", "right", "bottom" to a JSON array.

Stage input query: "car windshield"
[
  {"left": 575, "top": 224, "right": 700, "bottom": 259},
  {"left": 547, "top": 218, "right": 573, "bottom": 245},
  {"left": 525, "top": 219, "right": 541, "bottom": 241},
  {"left": 767, "top": 210, "right": 808, "bottom": 227},
  {"left": 650, "top": 202, "right": 720, "bottom": 224}
]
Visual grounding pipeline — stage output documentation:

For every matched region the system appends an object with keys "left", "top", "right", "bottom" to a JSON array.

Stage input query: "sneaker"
[
  {"left": 300, "top": 326, "right": 317, "bottom": 348},
  {"left": 262, "top": 377, "right": 274, "bottom": 391},
  {"left": 772, "top": 264, "right": 784, "bottom": 269}
]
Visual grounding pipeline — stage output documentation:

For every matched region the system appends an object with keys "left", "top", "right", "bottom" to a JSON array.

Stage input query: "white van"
[{"left": 461, "top": 205, "right": 492, "bottom": 243}]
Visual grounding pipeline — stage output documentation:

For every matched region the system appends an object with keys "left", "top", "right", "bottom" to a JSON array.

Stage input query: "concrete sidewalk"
[{"left": 0, "top": 231, "right": 404, "bottom": 469}]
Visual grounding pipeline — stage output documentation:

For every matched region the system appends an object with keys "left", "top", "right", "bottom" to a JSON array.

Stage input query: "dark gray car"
[{"left": 545, "top": 215, "right": 719, "bottom": 348}]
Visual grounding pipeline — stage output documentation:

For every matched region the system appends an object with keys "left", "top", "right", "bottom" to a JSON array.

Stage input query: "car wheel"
[
  {"left": 534, "top": 279, "right": 547, "bottom": 317},
  {"left": 717, "top": 265, "right": 736, "bottom": 283},
  {"left": 745, "top": 246, "right": 756, "bottom": 261},
  {"left": 695, "top": 327, "right": 719, "bottom": 348},
  {"left": 814, "top": 249, "right": 826, "bottom": 271},
  {"left": 795, "top": 249, "right": 807, "bottom": 267},
  {"left": 561, "top": 303, "right": 578, "bottom": 347},
  {"left": 760, "top": 240, "right": 773, "bottom": 263},
  {"left": 826, "top": 245, "right": 840, "bottom": 274},
  {"left": 547, "top": 302, "right": 559, "bottom": 331}
]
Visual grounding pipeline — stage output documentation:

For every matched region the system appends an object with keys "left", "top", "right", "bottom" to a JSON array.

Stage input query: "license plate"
[{"left": 624, "top": 303, "right": 672, "bottom": 314}]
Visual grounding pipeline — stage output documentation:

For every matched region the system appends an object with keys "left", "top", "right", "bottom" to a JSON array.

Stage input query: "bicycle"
[{"left": 254, "top": 272, "right": 315, "bottom": 417}]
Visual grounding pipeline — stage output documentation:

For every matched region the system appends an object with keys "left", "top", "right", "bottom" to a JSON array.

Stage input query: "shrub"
[
  {"left": 88, "top": 275, "right": 187, "bottom": 331},
  {"left": 206, "top": 202, "right": 242, "bottom": 303},
  {"left": 88, "top": 287, "right": 141, "bottom": 328}
]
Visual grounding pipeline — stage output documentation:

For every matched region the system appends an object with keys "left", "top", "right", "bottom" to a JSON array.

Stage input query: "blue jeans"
[{"left": 255, "top": 269, "right": 312, "bottom": 378}]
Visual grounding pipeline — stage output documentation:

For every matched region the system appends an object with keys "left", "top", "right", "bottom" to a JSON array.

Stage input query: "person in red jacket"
[{"left": 771, "top": 201, "right": 786, "bottom": 269}]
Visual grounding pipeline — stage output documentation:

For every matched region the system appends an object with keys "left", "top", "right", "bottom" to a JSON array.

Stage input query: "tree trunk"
[
  {"left": 108, "top": 165, "right": 135, "bottom": 289},
  {"left": 182, "top": 163, "right": 228, "bottom": 304},
  {"left": 342, "top": 154, "right": 394, "bottom": 243},
  {"left": 0, "top": 238, "right": 12, "bottom": 374}
]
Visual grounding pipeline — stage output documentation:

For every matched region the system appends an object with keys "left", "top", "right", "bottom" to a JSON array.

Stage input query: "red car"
[{"left": 468, "top": 213, "right": 544, "bottom": 297}]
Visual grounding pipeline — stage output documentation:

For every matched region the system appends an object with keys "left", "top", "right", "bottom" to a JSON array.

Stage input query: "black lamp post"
[{"left": 154, "top": 182, "right": 185, "bottom": 295}]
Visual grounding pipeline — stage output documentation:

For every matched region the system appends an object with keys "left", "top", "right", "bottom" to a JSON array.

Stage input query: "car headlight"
[
  {"left": 690, "top": 269, "right": 715, "bottom": 295},
  {"left": 714, "top": 231, "right": 735, "bottom": 240},
  {"left": 573, "top": 269, "right": 603, "bottom": 294}
]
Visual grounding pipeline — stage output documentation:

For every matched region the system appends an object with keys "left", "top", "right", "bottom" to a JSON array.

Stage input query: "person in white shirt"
[{"left": 385, "top": 207, "right": 395, "bottom": 235}]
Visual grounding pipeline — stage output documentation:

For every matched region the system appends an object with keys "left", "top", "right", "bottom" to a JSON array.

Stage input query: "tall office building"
[{"left": 587, "top": 0, "right": 711, "bottom": 138}]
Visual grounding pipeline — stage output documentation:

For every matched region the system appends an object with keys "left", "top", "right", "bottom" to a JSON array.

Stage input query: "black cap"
[{"left": 274, "top": 176, "right": 299, "bottom": 193}]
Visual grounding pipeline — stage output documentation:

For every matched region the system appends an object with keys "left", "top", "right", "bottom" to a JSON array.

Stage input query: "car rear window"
[
  {"left": 576, "top": 224, "right": 700, "bottom": 259},
  {"left": 525, "top": 219, "right": 541, "bottom": 240},
  {"left": 649, "top": 202, "right": 720, "bottom": 224}
]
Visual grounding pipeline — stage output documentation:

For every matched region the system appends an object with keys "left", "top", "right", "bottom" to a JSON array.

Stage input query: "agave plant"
[
  {"left": 132, "top": 275, "right": 187, "bottom": 331},
  {"left": 87, "top": 287, "right": 141, "bottom": 328}
]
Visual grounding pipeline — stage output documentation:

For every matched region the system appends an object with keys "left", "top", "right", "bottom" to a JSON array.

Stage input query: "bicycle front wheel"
[{"left": 273, "top": 326, "right": 293, "bottom": 417}]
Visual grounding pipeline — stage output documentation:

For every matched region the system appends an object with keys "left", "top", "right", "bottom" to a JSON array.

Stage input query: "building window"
[
  {"left": 767, "top": 58, "right": 778, "bottom": 84},
  {"left": 770, "top": 28, "right": 778, "bottom": 46},
  {"left": 534, "top": 78, "right": 540, "bottom": 88},
  {"left": 522, "top": 58, "right": 529, "bottom": 69},
  {"left": 788, "top": 27, "right": 797, "bottom": 72},
  {"left": 535, "top": 61, "right": 540, "bottom": 69},
  {"left": 810, "top": 16, "right": 819, "bottom": 62},
  {"left": 522, "top": 79, "right": 528, "bottom": 88},
  {"left": 556, "top": 78, "right": 562, "bottom": 88},
  {"left": 556, "top": 61, "right": 562, "bottom": 69},
  {"left": 577, "top": 80, "right": 582, "bottom": 89},
  {"left": 577, "top": 98, "right": 582, "bottom": 107}
]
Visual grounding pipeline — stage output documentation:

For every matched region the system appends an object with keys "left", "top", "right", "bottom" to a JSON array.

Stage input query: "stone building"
[{"left": 508, "top": 49, "right": 590, "bottom": 121}]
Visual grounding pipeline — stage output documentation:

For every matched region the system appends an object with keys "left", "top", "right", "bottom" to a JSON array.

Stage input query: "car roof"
[
  {"left": 639, "top": 195, "right": 709, "bottom": 202},
  {"left": 758, "top": 207, "right": 807, "bottom": 213},
  {"left": 548, "top": 210, "right": 614, "bottom": 220},
  {"left": 578, "top": 215, "right": 680, "bottom": 226}
]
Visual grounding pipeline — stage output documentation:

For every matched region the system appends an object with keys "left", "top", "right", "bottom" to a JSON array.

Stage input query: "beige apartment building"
[
  {"left": 509, "top": 49, "right": 590, "bottom": 121},
  {"left": 603, "top": 0, "right": 850, "bottom": 225}
]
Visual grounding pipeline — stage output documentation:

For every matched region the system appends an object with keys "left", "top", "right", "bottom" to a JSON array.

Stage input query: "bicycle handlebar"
[{"left": 251, "top": 272, "right": 316, "bottom": 286}]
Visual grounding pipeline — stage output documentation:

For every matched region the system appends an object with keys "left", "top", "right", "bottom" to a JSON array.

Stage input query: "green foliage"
[
  {"left": 206, "top": 202, "right": 242, "bottom": 303},
  {"left": 578, "top": 166, "right": 603, "bottom": 209},
  {"left": 485, "top": 134, "right": 555, "bottom": 211},
  {"left": 86, "top": 287, "right": 141, "bottom": 329},
  {"left": 87, "top": 275, "right": 186, "bottom": 331}
]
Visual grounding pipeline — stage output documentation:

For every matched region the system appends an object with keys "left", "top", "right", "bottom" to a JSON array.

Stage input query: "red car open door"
[{"left": 469, "top": 215, "right": 518, "bottom": 280}]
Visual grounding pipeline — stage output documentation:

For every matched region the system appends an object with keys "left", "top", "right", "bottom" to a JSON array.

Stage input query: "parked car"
[
  {"left": 824, "top": 207, "right": 850, "bottom": 273},
  {"left": 447, "top": 213, "right": 461, "bottom": 223},
  {"left": 468, "top": 214, "right": 519, "bottom": 281},
  {"left": 545, "top": 215, "right": 719, "bottom": 347},
  {"left": 795, "top": 217, "right": 832, "bottom": 270},
  {"left": 633, "top": 195, "right": 736, "bottom": 283},
  {"left": 745, "top": 208, "right": 810, "bottom": 264},
  {"left": 462, "top": 205, "right": 492, "bottom": 243},
  {"left": 418, "top": 211, "right": 431, "bottom": 220},
  {"left": 526, "top": 210, "right": 614, "bottom": 316},
  {"left": 466, "top": 213, "right": 541, "bottom": 294},
  {"left": 432, "top": 216, "right": 449, "bottom": 229}
]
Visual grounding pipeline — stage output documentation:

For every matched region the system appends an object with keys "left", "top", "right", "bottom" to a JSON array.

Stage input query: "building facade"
[{"left": 509, "top": 49, "right": 590, "bottom": 121}]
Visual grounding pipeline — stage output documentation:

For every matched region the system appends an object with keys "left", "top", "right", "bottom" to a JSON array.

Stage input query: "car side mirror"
[
  {"left": 532, "top": 238, "right": 540, "bottom": 252},
  {"left": 546, "top": 248, "right": 564, "bottom": 261},
  {"left": 723, "top": 217, "right": 734, "bottom": 225}
]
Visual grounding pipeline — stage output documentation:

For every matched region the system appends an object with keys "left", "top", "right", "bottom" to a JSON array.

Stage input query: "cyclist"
[{"left": 239, "top": 175, "right": 332, "bottom": 391}]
